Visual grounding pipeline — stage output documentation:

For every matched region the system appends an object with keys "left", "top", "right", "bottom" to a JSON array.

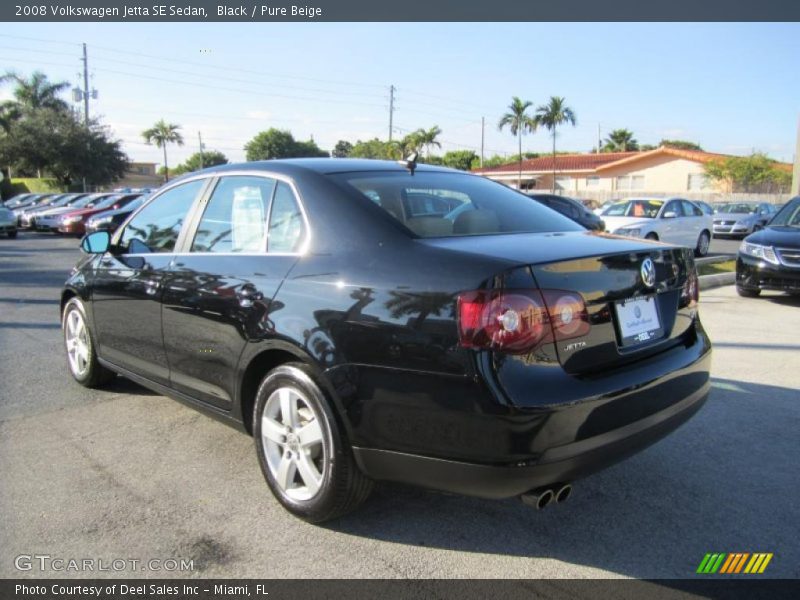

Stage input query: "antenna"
[{"left": 398, "top": 152, "right": 418, "bottom": 175}]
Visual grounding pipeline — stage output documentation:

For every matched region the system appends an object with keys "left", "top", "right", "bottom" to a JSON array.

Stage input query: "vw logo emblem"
[
  {"left": 634, "top": 306, "right": 642, "bottom": 318},
  {"left": 641, "top": 258, "right": 656, "bottom": 288}
]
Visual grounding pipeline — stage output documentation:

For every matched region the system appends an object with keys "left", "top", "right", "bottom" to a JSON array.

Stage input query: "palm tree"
[
  {"left": 142, "top": 120, "right": 184, "bottom": 181},
  {"left": 534, "top": 96, "right": 577, "bottom": 192},
  {"left": 416, "top": 126, "right": 442, "bottom": 157},
  {"left": 498, "top": 97, "right": 537, "bottom": 189},
  {"left": 0, "top": 71, "right": 70, "bottom": 113},
  {"left": 602, "top": 129, "right": 639, "bottom": 153}
]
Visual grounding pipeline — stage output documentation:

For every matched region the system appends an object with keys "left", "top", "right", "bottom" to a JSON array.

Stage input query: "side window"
[
  {"left": 268, "top": 182, "right": 306, "bottom": 253},
  {"left": 191, "top": 176, "right": 276, "bottom": 253},
  {"left": 681, "top": 200, "right": 700, "bottom": 217},
  {"left": 664, "top": 201, "right": 682, "bottom": 217},
  {"left": 119, "top": 180, "right": 204, "bottom": 254}
]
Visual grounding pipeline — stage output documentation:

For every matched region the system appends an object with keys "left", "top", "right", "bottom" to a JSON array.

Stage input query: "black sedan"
[
  {"left": 63, "top": 159, "right": 711, "bottom": 522},
  {"left": 736, "top": 196, "right": 800, "bottom": 297},
  {"left": 527, "top": 193, "right": 605, "bottom": 230},
  {"left": 84, "top": 196, "right": 147, "bottom": 234}
]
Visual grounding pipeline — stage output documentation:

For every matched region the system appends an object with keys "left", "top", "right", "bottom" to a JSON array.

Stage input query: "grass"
[{"left": 697, "top": 259, "right": 736, "bottom": 276}]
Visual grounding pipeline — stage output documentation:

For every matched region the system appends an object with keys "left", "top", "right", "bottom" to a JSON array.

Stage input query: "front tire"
[
  {"left": 695, "top": 231, "right": 710, "bottom": 257},
  {"left": 7, "top": 231, "right": 17, "bottom": 238},
  {"left": 645, "top": 232, "right": 659, "bottom": 241},
  {"left": 253, "top": 363, "right": 372, "bottom": 523},
  {"left": 62, "top": 297, "right": 115, "bottom": 387}
]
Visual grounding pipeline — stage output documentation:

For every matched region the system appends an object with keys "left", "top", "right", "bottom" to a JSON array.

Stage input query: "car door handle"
[{"left": 236, "top": 285, "right": 263, "bottom": 308}]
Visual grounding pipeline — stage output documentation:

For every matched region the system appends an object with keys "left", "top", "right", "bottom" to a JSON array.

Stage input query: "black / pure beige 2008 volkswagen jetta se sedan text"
[{"left": 62, "top": 159, "right": 711, "bottom": 522}]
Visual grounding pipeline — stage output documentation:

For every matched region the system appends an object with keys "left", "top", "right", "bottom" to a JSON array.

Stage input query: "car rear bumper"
[
  {"left": 349, "top": 322, "right": 711, "bottom": 499},
  {"left": 736, "top": 255, "right": 800, "bottom": 292}
]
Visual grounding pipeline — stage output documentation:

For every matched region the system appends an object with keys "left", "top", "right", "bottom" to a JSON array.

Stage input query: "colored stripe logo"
[{"left": 697, "top": 553, "right": 773, "bottom": 574}]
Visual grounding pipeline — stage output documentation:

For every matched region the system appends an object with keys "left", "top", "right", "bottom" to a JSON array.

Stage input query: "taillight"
[
  {"left": 681, "top": 268, "right": 699, "bottom": 308},
  {"left": 457, "top": 289, "right": 589, "bottom": 354}
]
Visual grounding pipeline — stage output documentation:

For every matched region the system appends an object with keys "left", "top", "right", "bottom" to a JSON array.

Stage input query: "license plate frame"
[{"left": 614, "top": 295, "right": 664, "bottom": 347}]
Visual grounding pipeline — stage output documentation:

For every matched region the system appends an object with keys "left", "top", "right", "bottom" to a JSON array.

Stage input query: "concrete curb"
[{"left": 699, "top": 271, "right": 736, "bottom": 291}]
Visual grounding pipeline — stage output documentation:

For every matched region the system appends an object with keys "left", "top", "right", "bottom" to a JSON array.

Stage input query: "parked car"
[
  {"left": 2, "top": 193, "right": 35, "bottom": 208},
  {"left": 84, "top": 196, "right": 148, "bottom": 234},
  {"left": 11, "top": 193, "right": 55, "bottom": 220},
  {"left": 0, "top": 206, "right": 17, "bottom": 238},
  {"left": 19, "top": 193, "right": 87, "bottom": 229},
  {"left": 63, "top": 159, "right": 710, "bottom": 522},
  {"left": 527, "top": 193, "right": 605, "bottom": 231},
  {"left": 601, "top": 197, "right": 713, "bottom": 256},
  {"left": 713, "top": 202, "right": 779, "bottom": 238},
  {"left": 57, "top": 193, "right": 142, "bottom": 236},
  {"left": 736, "top": 196, "right": 800, "bottom": 297},
  {"left": 35, "top": 193, "right": 114, "bottom": 232}
]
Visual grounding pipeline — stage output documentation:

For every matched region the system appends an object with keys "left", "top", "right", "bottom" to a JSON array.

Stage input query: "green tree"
[
  {"left": 498, "top": 97, "right": 537, "bottom": 188},
  {"left": 349, "top": 138, "right": 395, "bottom": 160},
  {"left": 534, "top": 96, "right": 577, "bottom": 192},
  {"left": 659, "top": 139, "right": 703, "bottom": 151},
  {"left": 0, "top": 70, "right": 70, "bottom": 114},
  {"left": 244, "top": 128, "right": 327, "bottom": 161},
  {"left": 164, "top": 150, "right": 229, "bottom": 176},
  {"left": 332, "top": 140, "right": 353, "bottom": 158},
  {"left": 704, "top": 153, "right": 791, "bottom": 193},
  {"left": 441, "top": 150, "right": 478, "bottom": 171},
  {"left": 0, "top": 109, "right": 128, "bottom": 186},
  {"left": 602, "top": 129, "right": 639, "bottom": 152},
  {"left": 142, "top": 120, "right": 184, "bottom": 182},
  {"left": 415, "top": 126, "right": 442, "bottom": 157}
]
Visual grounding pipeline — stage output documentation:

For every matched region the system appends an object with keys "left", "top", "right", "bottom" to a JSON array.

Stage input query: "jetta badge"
[{"left": 641, "top": 258, "right": 656, "bottom": 288}]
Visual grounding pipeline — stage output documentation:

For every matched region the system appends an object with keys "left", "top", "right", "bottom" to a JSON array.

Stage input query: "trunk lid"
[{"left": 423, "top": 231, "right": 697, "bottom": 374}]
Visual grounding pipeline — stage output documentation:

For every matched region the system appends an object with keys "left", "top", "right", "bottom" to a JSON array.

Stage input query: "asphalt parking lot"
[{"left": 1, "top": 232, "right": 798, "bottom": 580}]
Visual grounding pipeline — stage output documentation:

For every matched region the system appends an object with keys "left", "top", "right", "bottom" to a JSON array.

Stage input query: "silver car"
[
  {"left": 713, "top": 202, "right": 778, "bottom": 238},
  {"left": 0, "top": 207, "right": 18, "bottom": 238}
]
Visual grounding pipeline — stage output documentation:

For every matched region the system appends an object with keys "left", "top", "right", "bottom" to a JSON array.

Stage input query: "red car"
[{"left": 57, "top": 194, "right": 142, "bottom": 236}]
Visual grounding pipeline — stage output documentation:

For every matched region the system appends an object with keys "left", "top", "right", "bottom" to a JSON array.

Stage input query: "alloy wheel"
[
  {"left": 65, "top": 309, "right": 91, "bottom": 377},
  {"left": 261, "top": 386, "right": 327, "bottom": 501}
]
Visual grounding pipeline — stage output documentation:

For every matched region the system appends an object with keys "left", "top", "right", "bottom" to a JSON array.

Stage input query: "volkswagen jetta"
[{"left": 62, "top": 159, "right": 711, "bottom": 522}]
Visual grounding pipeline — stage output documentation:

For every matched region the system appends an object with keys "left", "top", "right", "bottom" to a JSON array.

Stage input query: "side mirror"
[
  {"left": 662, "top": 211, "right": 678, "bottom": 219},
  {"left": 81, "top": 230, "right": 110, "bottom": 254}
]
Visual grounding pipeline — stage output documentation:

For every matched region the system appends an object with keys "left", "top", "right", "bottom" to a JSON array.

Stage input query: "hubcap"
[
  {"left": 64, "top": 309, "right": 90, "bottom": 377},
  {"left": 261, "top": 387, "right": 326, "bottom": 501}
]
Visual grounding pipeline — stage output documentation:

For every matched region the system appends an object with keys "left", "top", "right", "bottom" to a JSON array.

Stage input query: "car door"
[
  {"left": 89, "top": 179, "right": 208, "bottom": 385},
  {"left": 681, "top": 200, "right": 703, "bottom": 246},
  {"left": 658, "top": 200, "right": 684, "bottom": 245},
  {"left": 160, "top": 174, "right": 307, "bottom": 410}
]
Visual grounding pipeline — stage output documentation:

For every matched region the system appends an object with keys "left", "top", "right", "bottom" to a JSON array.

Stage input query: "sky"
[{"left": 2, "top": 22, "right": 799, "bottom": 168}]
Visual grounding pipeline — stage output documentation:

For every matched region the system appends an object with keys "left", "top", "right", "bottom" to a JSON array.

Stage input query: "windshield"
[
  {"left": 90, "top": 195, "right": 125, "bottom": 210},
  {"left": 602, "top": 199, "right": 663, "bottom": 219},
  {"left": 716, "top": 203, "right": 757, "bottom": 214},
  {"left": 327, "top": 171, "right": 582, "bottom": 237},
  {"left": 769, "top": 198, "right": 800, "bottom": 227}
]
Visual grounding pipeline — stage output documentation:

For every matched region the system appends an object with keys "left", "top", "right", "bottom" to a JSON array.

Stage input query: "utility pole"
[
  {"left": 388, "top": 85, "right": 395, "bottom": 143},
  {"left": 198, "top": 131, "right": 205, "bottom": 169},
  {"left": 81, "top": 43, "right": 90, "bottom": 124},
  {"left": 480, "top": 117, "right": 485, "bottom": 168},
  {"left": 792, "top": 114, "right": 800, "bottom": 196}
]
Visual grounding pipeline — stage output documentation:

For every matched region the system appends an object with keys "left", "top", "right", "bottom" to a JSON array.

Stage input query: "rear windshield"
[{"left": 327, "top": 171, "right": 581, "bottom": 237}]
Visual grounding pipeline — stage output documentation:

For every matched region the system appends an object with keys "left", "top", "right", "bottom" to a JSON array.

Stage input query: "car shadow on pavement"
[
  {"left": 327, "top": 377, "right": 800, "bottom": 578},
  {"left": 103, "top": 375, "right": 160, "bottom": 396}
]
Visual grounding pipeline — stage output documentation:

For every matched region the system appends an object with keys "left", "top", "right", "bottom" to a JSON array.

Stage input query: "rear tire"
[
  {"left": 645, "top": 232, "right": 658, "bottom": 241},
  {"left": 7, "top": 231, "right": 17, "bottom": 238},
  {"left": 253, "top": 363, "right": 372, "bottom": 523},
  {"left": 62, "top": 297, "right": 116, "bottom": 387},
  {"left": 694, "top": 231, "right": 710, "bottom": 257},
  {"left": 736, "top": 286, "right": 761, "bottom": 298}
]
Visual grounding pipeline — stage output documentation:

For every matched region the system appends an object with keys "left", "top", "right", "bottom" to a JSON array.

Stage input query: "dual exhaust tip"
[{"left": 520, "top": 483, "right": 572, "bottom": 510}]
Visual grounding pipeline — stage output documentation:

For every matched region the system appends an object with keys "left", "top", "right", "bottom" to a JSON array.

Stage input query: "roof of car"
[{"left": 197, "top": 158, "right": 457, "bottom": 177}]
